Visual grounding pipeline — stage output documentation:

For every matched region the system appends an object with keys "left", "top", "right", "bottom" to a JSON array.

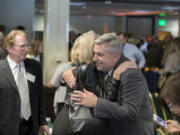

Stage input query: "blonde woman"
[
  {"left": 49, "top": 31, "right": 96, "bottom": 115},
  {"left": 27, "top": 39, "right": 43, "bottom": 63}
]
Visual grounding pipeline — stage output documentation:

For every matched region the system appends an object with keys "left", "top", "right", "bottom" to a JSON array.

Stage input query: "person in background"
[
  {"left": 27, "top": 38, "right": 43, "bottom": 64},
  {"left": 159, "top": 72, "right": 180, "bottom": 134},
  {"left": 0, "top": 32, "right": 4, "bottom": 47},
  {"left": 70, "top": 33, "right": 155, "bottom": 135},
  {"left": 127, "top": 35, "right": 141, "bottom": 48},
  {"left": 68, "top": 30, "right": 77, "bottom": 53},
  {"left": 159, "top": 37, "right": 180, "bottom": 75},
  {"left": 145, "top": 36, "right": 163, "bottom": 69},
  {"left": 117, "top": 32, "right": 146, "bottom": 69},
  {"left": 127, "top": 35, "right": 149, "bottom": 55},
  {"left": 0, "top": 31, "right": 7, "bottom": 59},
  {"left": 139, "top": 38, "right": 149, "bottom": 55},
  {"left": 0, "top": 30, "right": 49, "bottom": 135},
  {"left": 48, "top": 61, "right": 71, "bottom": 114},
  {"left": 0, "top": 24, "right": 6, "bottom": 33}
]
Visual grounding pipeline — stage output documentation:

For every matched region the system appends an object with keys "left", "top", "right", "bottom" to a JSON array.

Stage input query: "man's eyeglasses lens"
[
  {"left": 167, "top": 103, "right": 173, "bottom": 109},
  {"left": 16, "top": 44, "right": 29, "bottom": 48}
]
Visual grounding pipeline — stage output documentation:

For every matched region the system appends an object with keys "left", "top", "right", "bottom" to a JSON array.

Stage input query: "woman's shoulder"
[
  {"left": 60, "top": 61, "right": 73, "bottom": 68},
  {"left": 26, "top": 54, "right": 35, "bottom": 59}
]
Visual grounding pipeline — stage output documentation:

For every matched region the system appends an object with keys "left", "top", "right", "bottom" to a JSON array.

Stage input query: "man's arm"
[
  {"left": 35, "top": 62, "right": 50, "bottom": 135},
  {"left": 95, "top": 69, "right": 148, "bottom": 121},
  {"left": 71, "top": 69, "right": 148, "bottom": 121},
  {"left": 134, "top": 47, "right": 146, "bottom": 68}
]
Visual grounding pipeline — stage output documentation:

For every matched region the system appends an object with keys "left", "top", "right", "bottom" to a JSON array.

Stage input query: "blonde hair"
[
  {"left": 71, "top": 31, "right": 96, "bottom": 65},
  {"left": 4, "top": 30, "right": 26, "bottom": 49},
  {"left": 28, "top": 39, "right": 42, "bottom": 56},
  {"left": 127, "top": 36, "right": 140, "bottom": 46}
]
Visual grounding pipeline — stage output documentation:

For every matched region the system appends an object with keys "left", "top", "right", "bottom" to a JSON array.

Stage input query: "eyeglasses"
[
  {"left": 167, "top": 102, "right": 173, "bottom": 110},
  {"left": 15, "top": 44, "right": 29, "bottom": 48}
]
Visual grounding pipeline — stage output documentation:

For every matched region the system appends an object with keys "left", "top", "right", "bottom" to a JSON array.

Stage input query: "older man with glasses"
[{"left": 0, "top": 30, "right": 50, "bottom": 135}]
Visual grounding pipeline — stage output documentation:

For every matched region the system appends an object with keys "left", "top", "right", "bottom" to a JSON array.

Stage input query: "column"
[
  {"left": 178, "top": 12, "right": 180, "bottom": 36},
  {"left": 43, "top": 0, "right": 70, "bottom": 85}
]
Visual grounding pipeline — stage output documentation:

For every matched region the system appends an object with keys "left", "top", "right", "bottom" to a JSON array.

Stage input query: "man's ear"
[
  {"left": 6, "top": 45, "right": 11, "bottom": 54},
  {"left": 114, "top": 52, "right": 120, "bottom": 61}
]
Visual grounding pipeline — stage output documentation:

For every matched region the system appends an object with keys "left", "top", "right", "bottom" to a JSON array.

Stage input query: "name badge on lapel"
[{"left": 27, "top": 72, "right": 35, "bottom": 83}]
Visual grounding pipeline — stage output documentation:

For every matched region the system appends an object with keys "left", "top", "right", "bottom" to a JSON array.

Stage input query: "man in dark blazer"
[
  {"left": 71, "top": 33, "right": 155, "bottom": 135},
  {"left": 0, "top": 30, "right": 50, "bottom": 135}
]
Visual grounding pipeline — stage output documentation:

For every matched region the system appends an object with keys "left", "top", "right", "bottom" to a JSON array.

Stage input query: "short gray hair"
[{"left": 94, "top": 33, "right": 122, "bottom": 55}]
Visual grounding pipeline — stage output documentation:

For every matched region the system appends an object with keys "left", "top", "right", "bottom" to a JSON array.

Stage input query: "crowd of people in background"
[
  {"left": 1, "top": 24, "right": 178, "bottom": 76},
  {"left": 1, "top": 23, "right": 180, "bottom": 135}
]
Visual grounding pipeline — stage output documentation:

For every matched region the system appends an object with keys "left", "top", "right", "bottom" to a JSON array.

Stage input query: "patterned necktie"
[
  {"left": 104, "top": 72, "right": 109, "bottom": 88},
  {"left": 17, "top": 64, "right": 31, "bottom": 120}
]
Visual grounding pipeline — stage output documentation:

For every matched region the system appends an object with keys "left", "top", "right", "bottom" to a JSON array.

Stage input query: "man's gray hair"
[{"left": 94, "top": 33, "right": 122, "bottom": 55}]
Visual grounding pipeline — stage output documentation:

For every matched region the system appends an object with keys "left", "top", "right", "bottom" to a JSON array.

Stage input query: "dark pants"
[{"left": 19, "top": 117, "right": 35, "bottom": 135}]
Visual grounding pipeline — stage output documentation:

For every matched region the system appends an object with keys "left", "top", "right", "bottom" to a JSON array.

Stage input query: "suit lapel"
[{"left": 1, "top": 58, "right": 19, "bottom": 93}]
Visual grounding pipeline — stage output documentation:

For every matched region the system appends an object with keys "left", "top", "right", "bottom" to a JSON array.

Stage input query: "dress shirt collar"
[
  {"left": 107, "top": 68, "right": 113, "bottom": 76},
  {"left": 7, "top": 55, "right": 25, "bottom": 71}
]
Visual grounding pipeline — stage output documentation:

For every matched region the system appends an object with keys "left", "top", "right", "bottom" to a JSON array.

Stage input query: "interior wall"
[
  {"left": 69, "top": 15, "right": 116, "bottom": 34},
  {"left": 34, "top": 13, "right": 179, "bottom": 37},
  {"left": 157, "top": 15, "right": 179, "bottom": 37},
  {"left": 34, "top": 13, "right": 125, "bottom": 34},
  {"left": 127, "top": 16, "right": 153, "bottom": 37},
  {"left": 34, "top": 12, "right": 44, "bottom": 31},
  {"left": 114, "top": 16, "right": 127, "bottom": 33},
  {"left": 0, "top": 0, "right": 34, "bottom": 40}
]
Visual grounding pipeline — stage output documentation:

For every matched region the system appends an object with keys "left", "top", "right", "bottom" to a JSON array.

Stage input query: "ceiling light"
[
  {"left": 105, "top": 1, "right": 112, "bottom": 4},
  {"left": 70, "top": 2, "right": 86, "bottom": 6},
  {"left": 162, "top": 6, "right": 180, "bottom": 10},
  {"left": 82, "top": 6, "right": 87, "bottom": 9}
]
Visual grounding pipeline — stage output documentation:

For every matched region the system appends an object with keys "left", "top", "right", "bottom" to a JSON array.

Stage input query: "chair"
[{"left": 149, "top": 92, "right": 176, "bottom": 135}]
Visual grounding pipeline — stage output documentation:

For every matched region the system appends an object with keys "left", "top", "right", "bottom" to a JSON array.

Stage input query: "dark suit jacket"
[
  {"left": 0, "top": 58, "right": 47, "bottom": 135},
  {"left": 95, "top": 56, "right": 155, "bottom": 135}
]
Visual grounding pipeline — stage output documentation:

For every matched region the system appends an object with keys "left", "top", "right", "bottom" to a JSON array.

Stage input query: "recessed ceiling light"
[
  {"left": 82, "top": 6, "right": 87, "bottom": 9},
  {"left": 105, "top": 1, "right": 112, "bottom": 4}
]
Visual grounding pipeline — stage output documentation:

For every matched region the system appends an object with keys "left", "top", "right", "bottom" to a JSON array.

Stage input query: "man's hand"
[
  {"left": 62, "top": 67, "right": 76, "bottom": 88},
  {"left": 40, "top": 125, "right": 50, "bottom": 135},
  {"left": 113, "top": 61, "right": 137, "bottom": 80},
  {"left": 71, "top": 89, "right": 97, "bottom": 108}
]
